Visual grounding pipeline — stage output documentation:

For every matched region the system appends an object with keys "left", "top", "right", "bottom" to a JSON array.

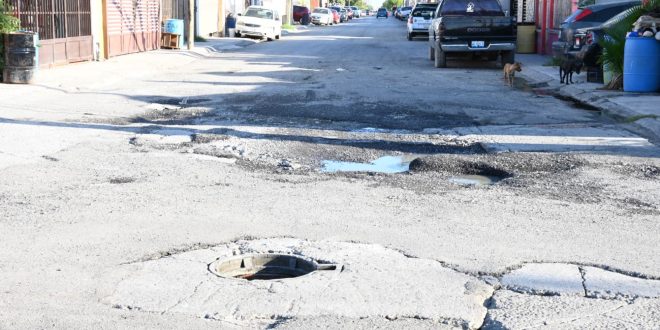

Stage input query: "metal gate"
[
  {"left": 7, "top": 0, "right": 93, "bottom": 67},
  {"left": 105, "top": 0, "right": 160, "bottom": 57},
  {"left": 162, "top": 0, "right": 186, "bottom": 20}
]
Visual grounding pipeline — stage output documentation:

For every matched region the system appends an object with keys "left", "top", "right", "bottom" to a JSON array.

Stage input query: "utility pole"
[
  {"left": 286, "top": 0, "right": 293, "bottom": 25},
  {"left": 188, "top": 0, "right": 195, "bottom": 49}
]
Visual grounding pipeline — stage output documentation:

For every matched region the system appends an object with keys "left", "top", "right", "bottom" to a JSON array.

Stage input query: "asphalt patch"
[
  {"left": 409, "top": 153, "right": 584, "bottom": 176},
  {"left": 109, "top": 176, "right": 136, "bottom": 184}
]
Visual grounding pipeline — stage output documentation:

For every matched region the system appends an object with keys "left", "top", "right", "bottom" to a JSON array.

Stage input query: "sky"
[{"left": 367, "top": 0, "right": 384, "bottom": 8}]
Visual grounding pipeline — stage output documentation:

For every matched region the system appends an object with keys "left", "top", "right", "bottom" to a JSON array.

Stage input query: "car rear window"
[
  {"left": 587, "top": 5, "right": 635, "bottom": 23},
  {"left": 412, "top": 8, "right": 435, "bottom": 17},
  {"left": 244, "top": 8, "right": 274, "bottom": 19},
  {"left": 402, "top": 6, "right": 412, "bottom": 10},
  {"left": 563, "top": 8, "right": 584, "bottom": 23},
  {"left": 440, "top": 0, "right": 504, "bottom": 16},
  {"left": 313, "top": 8, "right": 329, "bottom": 13}
]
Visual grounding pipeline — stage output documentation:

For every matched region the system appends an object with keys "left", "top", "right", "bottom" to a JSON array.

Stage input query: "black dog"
[{"left": 559, "top": 54, "right": 583, "bottom": 85}]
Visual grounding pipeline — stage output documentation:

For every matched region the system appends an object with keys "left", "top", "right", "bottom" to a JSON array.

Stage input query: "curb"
[{"left": 520, "top": 68, "right": 660, "bottom": 144}]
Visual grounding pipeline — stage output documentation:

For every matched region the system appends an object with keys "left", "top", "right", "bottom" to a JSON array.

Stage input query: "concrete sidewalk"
[{"left": 519, "top": 54, "right": 660, "bottom": 143}]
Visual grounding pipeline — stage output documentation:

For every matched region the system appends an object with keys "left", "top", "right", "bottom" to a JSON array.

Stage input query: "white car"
[
  {"left": 350, "top": 6, "right": 361, "bottom": 17},
  {"left": 407, "top": 3, "right": 437, "bottom": 40},
  {"left": 235, "top": 6, "right": 282, "bottom": 40},
  {"left": 310, "top": 8, "right": 334, "bottom": 25},
  {"left": 398, "top": 6, "right": 412, "bottom": 20}
]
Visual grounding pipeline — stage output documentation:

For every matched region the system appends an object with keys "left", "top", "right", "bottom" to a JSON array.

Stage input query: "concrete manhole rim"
[{"left": 208, "top": 253, "right": 339, "bottom": 281}]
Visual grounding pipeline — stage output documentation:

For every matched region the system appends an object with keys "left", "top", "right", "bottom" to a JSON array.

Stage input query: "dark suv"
[
  {"left": 293, "top": 5, "right": 311, "bottom": 25},
  {"left": 552, "top": 1, "right": 639, "bottom": 57}
]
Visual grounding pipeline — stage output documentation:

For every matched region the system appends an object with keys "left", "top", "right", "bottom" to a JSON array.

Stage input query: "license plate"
[{"left": 471, "top": 41, "right": 485, "bottom": 48}]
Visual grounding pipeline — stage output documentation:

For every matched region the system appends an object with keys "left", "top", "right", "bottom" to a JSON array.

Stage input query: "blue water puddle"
[{"left": 321, "top": 156, "right": 410, "bottom": 174}]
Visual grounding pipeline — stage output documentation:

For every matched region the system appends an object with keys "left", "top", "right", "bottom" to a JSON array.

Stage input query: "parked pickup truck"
[{"left": 428, "top": 0, "right": 517, "bottom": 68}]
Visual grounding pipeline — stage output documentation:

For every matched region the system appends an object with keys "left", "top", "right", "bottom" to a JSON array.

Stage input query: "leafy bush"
[
  {"left": 1, "top": 0, "right": 21, "bottom": 76},
  {"left": 0, "top": 0, "right": 20, "bottom": 33}
]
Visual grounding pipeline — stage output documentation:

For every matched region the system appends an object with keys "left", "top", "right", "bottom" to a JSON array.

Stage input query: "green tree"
[
  {"left": 0, "top": 0, "right": 19, "bottom": 33},
  {"left": 382, "top": 0, "right": 403, "bottom": 10},
  {"left": 343, "top": 0, "right": 369, "bottom": 9}
]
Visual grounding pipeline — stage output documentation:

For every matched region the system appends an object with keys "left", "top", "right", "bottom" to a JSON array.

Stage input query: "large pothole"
[{"left": 209, "top": 253, "right": 337, "bottom": 280}]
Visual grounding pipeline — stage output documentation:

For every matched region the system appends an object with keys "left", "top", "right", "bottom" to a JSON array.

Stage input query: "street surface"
[{"left": 1, "top": 16, "right": 659, "bottom": 329}]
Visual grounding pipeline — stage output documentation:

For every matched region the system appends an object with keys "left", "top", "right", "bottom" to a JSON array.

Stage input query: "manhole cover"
[{"left": 209, "top": 253, "right": 336, "bottom": 281}]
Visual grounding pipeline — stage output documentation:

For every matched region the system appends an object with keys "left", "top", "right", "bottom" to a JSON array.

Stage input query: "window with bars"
[{"left": 7, "top": 0, "right": 91, "bottom": 40}]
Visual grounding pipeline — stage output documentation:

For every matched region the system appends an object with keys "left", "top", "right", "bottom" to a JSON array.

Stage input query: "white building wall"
[
  {"left": 261, "top": 0, "right": 287, "bottom": 19},
  {"left": 225, "top": 0, "right": 247, "bottom": 16},
  {"left": 196, "top": 0, "right": 221, "bottom": 36}
]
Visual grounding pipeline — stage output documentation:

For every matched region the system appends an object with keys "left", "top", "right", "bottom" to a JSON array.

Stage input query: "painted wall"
[
  {"left": 262, "top": 0, "right": 287, "bottom": 18},
  {"left": 196, "top": 0, "right": 221, "bottom": 36},
  {"left": 92, "top": 0, "right": 105, "bottom": 60},
  {"left": 225, "top": 0, "right": 248, "bottom": 15}
]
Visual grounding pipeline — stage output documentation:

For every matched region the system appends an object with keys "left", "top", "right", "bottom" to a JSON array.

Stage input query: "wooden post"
[
  {"left": 101, "top": 0, "right": 109, "bottom": 59},
  {"left": 218, "top": 0, "right": 226, "bottom": 37},
  {"left": 188, "top": 0, "right": 195, "bottom": 49}
]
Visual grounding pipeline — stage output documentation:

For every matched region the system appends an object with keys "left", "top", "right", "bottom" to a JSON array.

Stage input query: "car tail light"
[
  {"left": 585, "top": 31, "right": 594, "bottom": 45},
  {"left": 408, "top": 17, "right": 413, "bottom": 24},
  {"left": 574, "top": 36, "right": 581, "bottom": 47},
  {"left": 439, "top": 22, "right": 445, "bottom": 34},
  {"left": 573, "top": 8, "right": 592, "bottom": 22}
]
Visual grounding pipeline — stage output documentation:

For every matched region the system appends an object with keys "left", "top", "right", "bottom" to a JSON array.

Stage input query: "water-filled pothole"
[
  {"left": 321, "top": 156, "right": 411, "bottom": 173},
  {"left": 209, "top": 254, "right": 336, "bottom": 281}
]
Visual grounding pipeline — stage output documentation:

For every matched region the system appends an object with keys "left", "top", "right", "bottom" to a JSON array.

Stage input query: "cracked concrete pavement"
[{"left": 1, "top": 16, "right": 659, "bottom": 329}]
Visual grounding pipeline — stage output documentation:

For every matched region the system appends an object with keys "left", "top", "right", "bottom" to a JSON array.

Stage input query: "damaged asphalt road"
[{"left": 0, "top": 16, "right": 659, "bottom": 329}]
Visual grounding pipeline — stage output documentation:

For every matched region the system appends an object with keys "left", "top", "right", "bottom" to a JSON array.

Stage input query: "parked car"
[
  {"left": 407, "top": 3, "right": 438, "bottom": 40},
  {"left": 575, "top": 9, "right": 630, "bottom": 67},
  {"left": 235, "top": 6, "right": 282, "bottom": 41},
  {"left": 429, "top": 0, "right": 517, "bottom": 68},
  {"left": 338, "top": 8, "right": 349, "bottom": 22},
  {"left": 376, "top": 7, "right": 388, "bottom": 18},
  {"left": 398, "top": 6, "right": 412, "bottom": 20},
  {"left": 293, "top": 5, "right": 311, "bottom": 25},
  {"left": 331, "top": 9, "right": 340, "bottom": 24},
  {"left": 552, "top": 1, "right": 639, "bottom": 57},
  {"left": 311, "top": 8, "right": 334, "bottom": 25},
  {"left": 345, "top": 7, "right": 354, "bottom": 19},
  {"left": 350, "top": 6, "right": 361, "bottom": 18},
  {"left": 330, "top": 6, "right": 347, "bottom": 22}
]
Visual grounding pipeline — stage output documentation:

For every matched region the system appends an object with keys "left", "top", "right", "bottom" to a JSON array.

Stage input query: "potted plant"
[{"left": 599, "top": 0, "right": 660, "bottom": 90}]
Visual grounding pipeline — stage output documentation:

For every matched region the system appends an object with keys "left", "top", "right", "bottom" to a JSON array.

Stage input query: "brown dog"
[{"left": 503, "top": 62, "right": 522, "bottom": 87}]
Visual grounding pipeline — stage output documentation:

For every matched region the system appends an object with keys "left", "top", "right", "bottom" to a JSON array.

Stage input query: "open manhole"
[{"left": 209, "top": 253, "right": 337, "bottom": 281}]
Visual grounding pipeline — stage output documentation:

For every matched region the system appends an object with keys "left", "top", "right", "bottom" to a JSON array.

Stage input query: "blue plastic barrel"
[
  {"left": 164, "top": 19, "right": 184, "bottom": 49},
  {"left": 623, "top": 37, "right": 660, "bottom": 92}
]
